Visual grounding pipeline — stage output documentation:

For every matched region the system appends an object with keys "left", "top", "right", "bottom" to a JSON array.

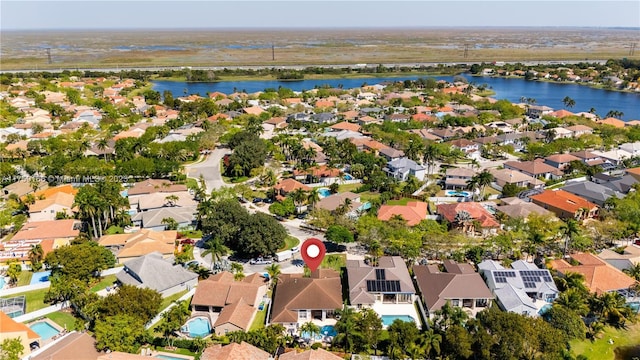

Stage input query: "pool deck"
[
  {"left": 140, "top": 348, "right": 194, "bottom": 359},
  {"left": 371, "top": 303, "right": 421, "bottom": 329},
  {"left": 28, "top": 318, "right": 67, "bottom": 346}
]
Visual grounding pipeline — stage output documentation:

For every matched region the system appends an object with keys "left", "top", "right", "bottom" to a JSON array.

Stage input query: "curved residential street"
[{"left": 185, "top": 147, "right": 230, "bottom": 193}]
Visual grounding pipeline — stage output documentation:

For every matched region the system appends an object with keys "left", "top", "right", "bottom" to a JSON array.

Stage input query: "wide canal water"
[{"left": 153, "top": 74, "right": 640, "bottom": 120}]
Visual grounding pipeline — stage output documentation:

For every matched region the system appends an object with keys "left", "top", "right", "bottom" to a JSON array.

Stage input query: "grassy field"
[
  {"left": 570, "top": 323, "right": 640, "bottom": 360},
  {"left": 338, "top": 183, "right": 362, "bottom": 193},
  {"left": 46, "top": 311, "right": 78, "bottom": 330},
  {"left": 17, "top": 272, "right": 33, "bottom": 287},
  {"left": 89, "top": 274, "right": 117, "bottom": 293},
  {"left": 386, "top": 198, "right": 415, "bottom": 206},
  {"left": 1, "top": 289, "right": 48, "bottom": 313},
  {"left": 160, "top": 291, "right": 190, "bottom": 310},
  {"left": 278, "top": 236, "right": 300, "bottom": 252}
]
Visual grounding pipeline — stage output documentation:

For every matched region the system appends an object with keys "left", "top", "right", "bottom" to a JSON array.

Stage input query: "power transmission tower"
[
  {"left": 463, "top": 44, "right": 469, "bottom": 59},
  {"left": 630, "top": 43, "right": 636, "bottom": 56},
  {"left": 45, "top": 48, "right": 52, "bottom": 64},
  {"left": 272, "top": 44, "right": 275, "bottom": 61}
]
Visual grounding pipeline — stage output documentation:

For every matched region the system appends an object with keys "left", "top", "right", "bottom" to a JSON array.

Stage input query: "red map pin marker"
[{"left": 301, "top": 238, "right": 326, "bottom": 272}]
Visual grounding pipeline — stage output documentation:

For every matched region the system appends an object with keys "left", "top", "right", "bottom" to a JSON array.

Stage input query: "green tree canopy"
[
  {"left": 44, "top": 241, "right": 115, "bottom": 282},
  {"left": 94, "top": 314, "right": 149, "bottom": 353}
]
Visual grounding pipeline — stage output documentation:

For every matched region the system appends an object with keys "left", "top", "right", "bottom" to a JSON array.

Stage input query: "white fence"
[
  {"left": 14, "top": 302, "right": 67, "bottom": 323},
  {"left": 306, "top": 179, "right": 362, "bottom": 188},
  {"left": 428, "top": 196, "right": 470, "bottom": 204}
]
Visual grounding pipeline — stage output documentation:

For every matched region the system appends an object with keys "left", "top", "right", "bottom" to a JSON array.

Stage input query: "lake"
[{"left": 152, "top": 74, "right": 640, "bottom": 120}]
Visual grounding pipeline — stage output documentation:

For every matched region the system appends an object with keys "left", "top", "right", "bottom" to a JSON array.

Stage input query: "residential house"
[
  {"left": 378, "top": 147, "right": 405, "bottom": 162},
  {"left": 133, "top": 191, "right": 197, "bottom": 213},
  {"left": 1, "top": 219, "right": 80, "bottom": 262},
  {"left": 550, "top": 253, "right": 638, "bottom": 297},
  {"left": 0, "top": 311, "right": 40, "bottom": 357},
  {"left": 598, "top": 245, "right": 640, "bottom": 272},
  {"left": 478, "top": 260, "right": 558, "bottom": 317},
  {"left": 330, "top": 121, "right": 361, "bottom": 133},
  {"left": 596, "top": 117, "right": 626, "bottom": 128},
  {"left": 447, "top": 139, "right": 480, "bottom": 157},
  {"left": 383, "top": 157, "right": 426, "bottom": 181},
  {"left": 131, "top": 206, "right": 197, "bottom": 231},
  {"left": 28, "top": 192, "right": 76, "bottom": 222},
  {"left": 377, "top": 201, "right": 427, "bottom": 226},
  {"left": 527, "top": 105, "right": 553, "bottom": 118},
  {"left": 429, "top": 128, "right": 458, "bottom": 141},
  {"left": 200, "top": 342, "right": 271, "bottom": 360},
  {"left": 116, "top": 252, "right": 198, "bottom": 297},
  {"left": 560, "top": 181, "right": 624, "bottom": 207},
  {"left": 620, "top": 142, "right": 640, "bottom": 157},
  {"left": 437, "top": 202, "right": 500, "bottom": 236},
  {"left": 489, "top": 168, "right": 544, "bottom": 189},
  {"left": 486, "top": 121, "right": 515, "bottom": 134},
  {"left": 409, "top": 129, "right": 442, "bottom": 142},
  {"left": 279, "top": 348, "right": 344, "bottom": 360},
  {"left": 598, "top": 174, "right": 639, "bottom": 194},
  {"left": 627, "top": 167, "right": 640, "bottom": 182},
  {"left": 2, "top": 180, "right": 47, "bottom": 200},
  {"left": 262, "top": 116, "right": 288, "bottom": 133},
  {"left": 504, "top": 161, "right": 563, "bottom": 180},
  {"left": 293, "top": 166, "right": 341, "bottom": 185},
  {"left": 270, "top": 269, "right": 342, "bottom": 335},
  {"left": 346, "top": 256, "right": 419, "bottom": 327},
  {"left": 274, "top": 179, "right": 312, "bottom": 201},
  {"left": 592, "top": 149, "right": 632, "bottom": 165},
  {"left": 98, "top": 229, "right": 178, "bottom": 264},
  {"left": 413, "top": 260, "right": 493, "bottom": 318},
  {"left": 549, "top": 109, "right": 575, "bottom": 119},
  {"left": 310, "top": 113, "right": 337, "bottom": 124},
  {"left": 529, "top": 190, "right": 598, "bottom": 220},
  {"left": 445, "top": 167, "right": 475, "bottom": 190},
  {"left": 385, "top": 113, "right": 411, "bottom": 122},
  {"left": 495, "top": 197, "right": 552, "bottom": 219},
  {"left": 30, "top": 332, "right": 102, "bottom": 360},
  {"left": 548, "top": 127, "right": 573, "bottom": 140},
  {"left": 565, "top": 125, "right": 593, "bottom": 137},
  {"left": 569, "top": 150, "right": 603, "bottom": 166},
  {"left": 127, "top": 179, "right": 187, "bottom": 196},
  {"left": 314, "top": 192, "right": 364, "bottom": 217},
  {"left": 544, "top": 154, "right": 581, "bottom": 171}
]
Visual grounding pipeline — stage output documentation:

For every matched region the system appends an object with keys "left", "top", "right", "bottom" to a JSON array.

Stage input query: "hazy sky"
[{"left": 1, "top": 1, "right": 639, "bottom": 30}]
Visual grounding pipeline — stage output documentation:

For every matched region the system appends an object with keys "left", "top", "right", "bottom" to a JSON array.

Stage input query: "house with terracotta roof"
[
  {"left": 377, "top": 201, "right": 427, "bottom": 226},
  {"left": 28, "top": 192, "right": 76, "bottom": 222},
  {"left": 596, "top": 117, "right": 626, "bottom": 128},
  {"left": 550, "top": 253, "right": 638, "bottom": 296},
  {"left": 0, "top": 311, "right": 40, "bottom": 356},
  {"left": 379, "top": 147, "right": 405, "bottom": 162},
  {"left": 445, "top": 167, "right": 475, "bottom": 190},
  {"left": 529, "top": 189, "right": 598, "bottom": 220},
  {"left": 544, "top": 154, "right": 581, "bottom": 171},
  {"left": 274, "top": 179, "right": 312, "bottom": 200},
  {"left": 414, "top": 260, "right": 493, "bottom": 318},
  {"left": 504, "top": 160, "right": 563, "bottom": 180},
  {"left": 191, "top": 271, "right": 267, "bottom": 335},
  {"left": 270, "top": 269, "right": 342, "bottom": 335},
  {"left": 98, "top": 229, "right": 178, "bottom": 264},
  {"left": 549, "top": 109, "right": 574, "bottom": 119},
  {"left": 489, "top": 168, "right": 544, "bottom": 189},
  {"left": 437, "top": 202, "right": 500, "bottom": 236},
  {"left": 0, "top": 220, "right": 80, "bottom": 263},
  {"left": 347, "top": 256, "right": 419, "bottom": 328},
  {"left": 293, "top": 166, "right": 341, "bottom": 184},
  {"left": 329, "top": 121, "right": 361, "bottom": 132},
  {"left": 495, "top": 197, "right": 552, "bottom": 219},
  {"left": 279, "top": 348, "right": 344, "bottom": 360},
  {"left": 116, "top": 252, "right": 198, "bottom": 297},
  {"left": 200, "top": 341, "right": 271, "bottom": 360}
]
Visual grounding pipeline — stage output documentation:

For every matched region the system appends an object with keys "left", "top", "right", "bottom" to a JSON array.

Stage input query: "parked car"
[
  {"left": 274, "top": 215, "right": 286, "bottom": 221},
  {"left": 263, "top": 198, "right": 274, "bottom": 204},
  {"left": 250, "top": 257, "right": 273, "bottom": 265},
  {"left": 252, "top": 197, "right": 263, "bottom": 204}
]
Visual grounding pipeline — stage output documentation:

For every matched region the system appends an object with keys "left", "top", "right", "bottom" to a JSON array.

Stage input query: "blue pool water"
[
  {"left": 320, "top": 325, "right": 337, "bottom": 337},
  {"left": 0, "top": 277, "right": 5, "bottom": 289},
  {"left": 445, "top": 190, "right": 471, "bottom": 197},
  {"left": 628, "top": 302, "right": 640, "bottom": 313},
  {"left": 318, "top": 188, "right": 331, "bottom": 198},
  {"left": 29, "top": 271, "right": 51, "bottom": 285},
  {"left": 155, "top": 355, "right": 187, "bottom": 360},
  {"left": 182, "top": 317, "right": 211, "bottom": 338},
  {"left": 30, "top": 322, "right": 60, "bottom": 340},
  {"left": 343, "top": 174, "right": 354, "bottom": 180},
  {"left": 538, "top": 304, "right": 553, "bottom": 315},
  {"left": 381, "top": 315, "right": 415, "bottom": 327}
]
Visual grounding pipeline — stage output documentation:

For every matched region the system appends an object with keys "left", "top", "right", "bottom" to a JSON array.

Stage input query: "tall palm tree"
[
  {"left": 420, "top": 329, "right": 442, "bottom": 359},
  {"left": 560, "top": 219, "right": 581, "bottom": 256},
  {"left": 589, "top": 292, "right": 634, "bottom": 327},
  {"left": 555, "top": 288, "right": 589, "bottom": 316},
  {"left": 290, "top": 188, "right": 308, "bottom": 210},
  {"left": 307, "top": 189, "right": 320, "bottom": 210},
  {"left": 264, "top": 263, "right": 281, "bottom": 287},
  {"left": 469, "top": 170, "right": 494, "bottom": 201},
  {"left": 454, "top": 210, "right": 473, "bottom": 234},
  {"left": 299, "top": 321, "right": 321, "bottom": 344},
  {"left": 28, "top": 244, "right": 44, "bottom": 270},
  {"left": 201, "top": 237, "right": 230, "bottom": 270},
  {"left": 333, "top": 303, "right": 359, "bottom": 353},
  {"left": 562, "top": 96, "right": 576, "bottom": 109},
  {"left": 423, "top": 143, "right": 441, "bottom": 176},
  {"left": 623, "top": 263, "right": 640, "bottom": 281},
  {"left": 555, "top": 271, "right": 588, "bottom": 293}
]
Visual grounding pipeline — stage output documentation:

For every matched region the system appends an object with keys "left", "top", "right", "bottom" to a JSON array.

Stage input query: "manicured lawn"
[
  {"left": 185, "top": 178, "right": 198, "bottom": 190},
  {"left": 179, "top": 230, "right": 203, "bottom": 239},
  {"left": 160, "top": 291, "right": 190, "bottom": 310},
  {"left": 337, "top": 183, "right": 362, "bottom": 193},
  {"left": 90, "top": 275, "right": 117, "bottom": 293},
  {"left": 570, "top": 323, "right": 640, "bottom": 360},
  {"left": 278, "top": 236, "right": 300, "bottom": 252},
  {"left": 250, "top": 290, "right": 271, "bottom": 331},
  {"left": 386, "top": 197, "right": 413, "bottom": 206},
  {"left": 1, "top": 289, "right": 48, "bottom": 313},
  {"left": 105, "top": 226, "right": 124, "bottom": 234},
  {"left": 321, "top": 254, "right": 346, "bottom": 272},
  {"left": 358, "top": 191, "right": 381, "bottom": 203},
  {"left": 46, "top": 311, "right": 78, "bottom": 330},
  {"left": 17, "top": 271, "right": 33, "bottom": 287}
]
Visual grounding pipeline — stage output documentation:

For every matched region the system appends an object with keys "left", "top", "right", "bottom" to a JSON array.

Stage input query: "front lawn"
[
  {"left": 321, "top": 254, "right": 346, "bottom": 272},
  {"left": 90, "top": 274, "right": 117, "bottom": 293},
  {"left": 46, "top": 311, "right": 78, "bottom": 330},
  {"left": 1, "top": 289, "right": 48, "bottom": 313},
  {"left": 179, "top": 230, "right": 203, "bottom": 239},
  {"left": 278, "top": 236, "right": 300, "bottom": 252},
  {"left": 570, "top": 323, "right": 640, "bottom": 360}
]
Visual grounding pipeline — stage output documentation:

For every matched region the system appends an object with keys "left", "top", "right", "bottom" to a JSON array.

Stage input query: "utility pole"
[
  {"left": 45, "top": 48, "right": 52, "bottom": 64},
  {"left": 272, "top": 44, "right": 275, "bottom": 61},
  {"left": 630, "top": 43, "right": 636, "bottom": 56},
  {"left": 463, "top": 44, "right": 469, "bottom": 59}
]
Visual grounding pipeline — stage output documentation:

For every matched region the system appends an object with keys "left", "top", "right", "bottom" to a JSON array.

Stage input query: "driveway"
[{"left": 185, "top": 147, "right": 230, "bottom": 192}]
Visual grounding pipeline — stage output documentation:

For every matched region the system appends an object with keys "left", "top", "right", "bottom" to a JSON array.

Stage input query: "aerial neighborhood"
[{"left": 0, "top": 60, "right": 639, "bottom": 360}]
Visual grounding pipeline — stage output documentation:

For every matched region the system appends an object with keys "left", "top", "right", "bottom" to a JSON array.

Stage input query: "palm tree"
[
  {"left": 420, "top": 329, "right": 442, "bottom": 359},
  {"left": 367, "top": 241, "right": 383, "bottom": 266},
  {"left": 201, "top": 237, "right": 230, "bottom": 270},
  {"left": 454, "top": 210, "right": 473, "bottom": 234},
  {"left": 432, "top": 301, "right": 468, "bottom": 331},
  {"left": 469, "top": 170, "right": 494, "bottom": 201},
  {"left": 335, "top": 198, "right": 352, "bottom": 217},
  {"left": 562, "top": 96, "right": 576, "bottom": 109},
  {"left": 299, "top": 321, "right": 321, "bottom": 345},
  {"left": 333, "top": 303, "right": 359, "bottom": 353},
  {"left": 589, "top": 292, "right": 634, "bottom": 327},
  {"left": 265, "top": 263, "right": 281, "bottom": 287},
  {"left": 560, "top": 219, "right": 581, "bottom": 256},
  {"left": 623, "top": 263, "right": 640, "bottom": 281},
  {"left": 307, "top": 189, "right": 320, "bottom": 210},
  {"left": 423, "top": 143, "right": 441, "bottom": 176},
  {"left": 290, "top": 188, "right": 308, "bottom": 210},
  {"left": 555, "top": 288, "right": 589, "bottom": 316},
  {"left": 555, "top": 271, "right": 588, "bottom": 293},
  {"left": 28, "top": 244, "right": 44, "bottom": 271}
]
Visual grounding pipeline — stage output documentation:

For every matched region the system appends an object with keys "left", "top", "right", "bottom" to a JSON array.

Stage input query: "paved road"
[{"left": 185, "top": 147, "right": 230, "bottom": 193}]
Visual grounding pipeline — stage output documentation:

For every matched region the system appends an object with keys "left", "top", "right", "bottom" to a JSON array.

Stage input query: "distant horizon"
[{"left": 2, "top": 1, "right": 639, "bottom": 30}]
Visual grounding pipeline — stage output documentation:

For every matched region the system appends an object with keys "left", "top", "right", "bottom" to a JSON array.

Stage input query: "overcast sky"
[{"left": 1, "top": 1, "right": 639, "bottom": 30}]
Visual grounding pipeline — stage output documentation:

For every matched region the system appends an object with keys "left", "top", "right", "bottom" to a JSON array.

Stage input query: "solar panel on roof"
[
  {"left": 375, "top": 268, "right": 386, "bottom": 280},
  {"left": 366, "top": 280, "right": 401, "bottom": 293},
  {"left": 524, "top": 282, "right": 536, "bottom": 288},
  {"left": 495, "top": 277, "right": 506, "bottom": 283}
]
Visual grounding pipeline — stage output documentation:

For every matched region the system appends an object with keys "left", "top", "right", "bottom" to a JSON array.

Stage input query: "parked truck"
[{"left": 275, "top": 250, "right": 293, "bottom": 262}]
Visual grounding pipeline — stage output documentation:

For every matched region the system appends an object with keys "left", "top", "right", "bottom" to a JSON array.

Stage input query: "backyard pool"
[
  {"left": 30, "top": 321, "right": 60, "bottom": 340},
  {"left": 0, "top": 277, "right": 5, "bottom": 289},
  {"left": 343, "top": 174, "right": 354, "bottom": 180},
  {"left": 155, "top": 355, "right": 191, "bottom": 360},
  {"left": 629, "top": 302, "right": 640, "bottom": 313},
  {"left": 181, "top": 317, "right": 211, "bottom": 338},
  {"left": 445, "top": 190, "right": 471, "bottom": 197},
  {"left": 318, "top": 188, "right": 331, "bottom": 198},
  {"left": 301, "top": 325, "right": 336, "bottom": 341},
  {"left": 29, "top": 271, "right": 51, "bottom": 285},
  {"left": 381, "top": 315, "right": 415, "bottom": 327}
]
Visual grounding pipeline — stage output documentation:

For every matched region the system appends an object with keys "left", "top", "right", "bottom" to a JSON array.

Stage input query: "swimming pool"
[
  {"left": 445, "top": 190, "right": 471, "bottom": 197},
  {"left": 381, "top": 315, "right": 415, "bottom": 327},
  {"left": 29, "top": 270, "right": 51, "bottom": 285},
  {"left": 155, "top": 355, "right": 189, "bottom": 360},
  {"left": 538, "top": 304, "right": 553, "bottom": 315},
  {"left": 320, "top": 325, "right": 337, "bottom": 337},
  {"left": 318, "top": 188, "right": 331, "bottom": 198},
  {"left": 181, "top": 317, "right": 211, "bottom": 338},
  {"left": 0, "top": 277, "right": 5, "bottom": 289},
  {"left": 343, "top": 174, "right": 354, "bottom": 180},
  {"left": 628, "top": 302, "right": 640, "bottom": 313},
  {"left": 30, "top": 321, "right": 60, "bottom": 340}
]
